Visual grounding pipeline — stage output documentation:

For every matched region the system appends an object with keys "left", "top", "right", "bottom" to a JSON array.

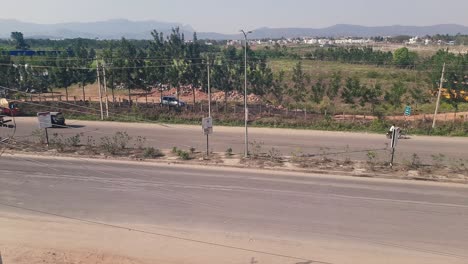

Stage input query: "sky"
[{"left": 1, "top": 0, "right": 467, "bottom": 33}]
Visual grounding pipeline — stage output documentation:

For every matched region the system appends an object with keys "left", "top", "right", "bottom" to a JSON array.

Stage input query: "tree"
[
  {"left": 341, "top": 77, "right": 362, "bottom": 104},
  {"left": 212, "top": 48, "right": 241, "bottom": 112},
  {"left": 360, "top": 83, "right": 383, "bottom": 113},
  {"left": 290, "top": 61, "right": 309, "bottom": 106},
  {"left": 393, "top": 47, "right": 417, "bottom": 68},
  {"left": 311, "top": 77, "right": 326, "bottom": 103},
  {"left": 185, "top": 32, "right": 203, "bottom": 105},
  {"left": 269, "top": 70, "right": 287, "bottom": 105},
  {"left": 384, "top": 81, "right": 407, "bottom": 107},
  {"left": 51, "top": 52, "right": 75, "bottom": 101},
  {"left": 328, "top": 71, "right": 342, "bottom": 99},
  {"left": 113, "top": 38, "right": 139, "bottom": 102},
  {"left": 166, "top": 27, "right": 186, "bottom": 105},
  {"left": 72, "top": 39, "right": 95, "bottom": 101},
  {"left": 409, "top": 86, "right": 429, "bottom": 110},
  {"left": 11, "top": 32, "right": 29, "bottom": 50},
  {"left": 249, "top": 56, "right": 273, "bottom": 97}
]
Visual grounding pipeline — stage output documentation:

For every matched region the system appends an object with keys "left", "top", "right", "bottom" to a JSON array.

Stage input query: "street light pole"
[
  {"left": 240, "top": 29, "right": 252, "bottom": 158},
  {"left": 432, "top": 63, "right": 446, "bottom": 129}
]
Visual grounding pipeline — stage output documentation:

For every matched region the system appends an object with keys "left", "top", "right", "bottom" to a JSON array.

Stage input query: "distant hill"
[
  {"left": 1, "top": 19, "right": 468, "bottom": 40},
  {"left": 0, "top": 19, "right": 194, "bottom": 40}
]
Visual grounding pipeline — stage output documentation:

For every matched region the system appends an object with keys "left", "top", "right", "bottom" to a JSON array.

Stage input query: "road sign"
[
  {"left": 202, "top": 117, "right": 213, "bottom": 135},
  {"left": 37, "top": 112, "right": 52, "bottom": 129},
  {"left": 404, "top": 106, "right": 412, "bottom": 116}
]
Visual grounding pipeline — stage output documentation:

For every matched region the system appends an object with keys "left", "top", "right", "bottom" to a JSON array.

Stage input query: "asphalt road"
[
  {"left": 0, "top": 155, "right": 467, "bottom": 263},
  {"left": 5, "top": 117, "right": 468, "bottom": 163}
]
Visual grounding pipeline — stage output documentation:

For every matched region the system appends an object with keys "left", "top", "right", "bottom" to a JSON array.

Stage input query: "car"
[
  {"left": 160, "top": 96, "right": 186, "bottom": 107},
  {"left": 0, "top": 99, "right": 20, "bottom": 116},
  {"left": 50, "top": 112, "right": 66, "bottom": 127}
]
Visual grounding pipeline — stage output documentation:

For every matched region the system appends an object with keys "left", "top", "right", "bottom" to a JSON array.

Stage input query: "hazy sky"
[{"left": 1, "top": 0, "right": 467, "bottom": 33}]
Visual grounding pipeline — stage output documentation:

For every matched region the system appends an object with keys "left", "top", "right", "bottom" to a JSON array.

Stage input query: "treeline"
[
  {"left": 305, "top": 47, "right": 394, "bottom": 66},
  {"left": 0, "top": 29, "right": 275, "bottom": 109},
  {"left": 1, "top": 30, "right": 468, "bottom": 115}
]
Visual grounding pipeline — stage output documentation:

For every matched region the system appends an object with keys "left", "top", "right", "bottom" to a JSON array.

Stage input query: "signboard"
[
  {"left": 37, "top": 112, "right": 52, "bottom": 129},
  {"left": 404, "top": 106, "right": 412, "bottom": 116},
  {"left": 202, "top": 117, "right": 213, "bottom": 135}
]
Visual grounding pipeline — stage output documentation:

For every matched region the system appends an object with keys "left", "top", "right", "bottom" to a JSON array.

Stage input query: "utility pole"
[
  {"left": 208, "top": 62, "right": 211, "bottom": 118},
  {"left": 432, "top": 63, "right": 446, "bottom": 129},
  {"left": 102, "top": 63, "right": 109, "bottom": 118},
  {"left": 206, "top": 62, "right": 211, "bottom": 156},
  {"left": 241, "top": 29, "right": 252, "bottom": 158},
  {"left": 96, "top": 60, "right": 104, "bottom": 120}
]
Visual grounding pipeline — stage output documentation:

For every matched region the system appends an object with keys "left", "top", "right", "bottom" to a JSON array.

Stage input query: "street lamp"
[{"left": 240, "top": 29, "right": 252, "bottom": 158}]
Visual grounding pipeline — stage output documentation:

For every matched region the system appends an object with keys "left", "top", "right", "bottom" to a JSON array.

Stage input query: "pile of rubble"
[{"left": 211, "top": 91, "right": 262, "bottom": 103}]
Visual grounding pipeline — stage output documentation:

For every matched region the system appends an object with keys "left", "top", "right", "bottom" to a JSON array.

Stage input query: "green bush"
[
  {"left": 143, "top": 147, "right": 163, "bottom": 158},
  {"left": 177, "top": 150, "right": 190, "bottom": 160}
]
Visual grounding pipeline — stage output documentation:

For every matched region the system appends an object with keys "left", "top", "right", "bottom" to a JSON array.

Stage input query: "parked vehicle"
[
  {"left": 0, "top": 98, "right": 20, "bottom": 116},
  {"left": 51, "top": 112, "right": 66, "bottom": 127},
  {"left": 160, "top": 96, "right": 186, "bottom": 107}
]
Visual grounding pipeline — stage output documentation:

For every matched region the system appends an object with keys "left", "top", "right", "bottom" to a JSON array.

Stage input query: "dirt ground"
[{"left": 0, "top": 206, "right": 465, "bottom": 264}]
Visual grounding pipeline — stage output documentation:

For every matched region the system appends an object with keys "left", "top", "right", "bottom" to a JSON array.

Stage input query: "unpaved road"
[
  {"left": 1, "top": 155, "right": 467, "bottom": 264},
  {"left": 7, "top": 116, "right": 468, "bottom": 163}
]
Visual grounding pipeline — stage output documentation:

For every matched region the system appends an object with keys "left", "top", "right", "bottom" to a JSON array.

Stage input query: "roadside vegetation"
[
  {"left": 2, "top": 129, "right": 466, "bottom": 184},
  {"left": 1, "top": 30, "right": 468, "bottom": 136}
]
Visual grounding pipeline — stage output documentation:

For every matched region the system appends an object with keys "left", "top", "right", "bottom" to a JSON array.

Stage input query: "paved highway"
[
  {"left": 6, "top": 116, "right": 468, "bottom": 163},
  {"left": 0, "top": 155, "right": 467, "bottom": 263}
]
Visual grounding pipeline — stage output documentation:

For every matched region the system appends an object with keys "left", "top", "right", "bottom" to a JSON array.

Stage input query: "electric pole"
[
  {"left": 432, "top": 63, "right": 446, "bottom": 129},
  {"left": 96, "top": 60, "right": 104, "bottom": 120},
  {"left": 102, "top": 63, "right": 109, "bottom": 118}
]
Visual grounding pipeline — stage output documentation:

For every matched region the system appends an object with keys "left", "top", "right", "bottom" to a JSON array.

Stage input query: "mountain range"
[{"left": 1, "top": 19, "right": 468, "bottom": 40}]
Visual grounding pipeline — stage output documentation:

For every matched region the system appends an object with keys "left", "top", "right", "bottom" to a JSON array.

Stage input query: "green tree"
[
  {"left": 290, "top": 61, "right": 309, "bottom": 106},
  {"left": 393, "top": 47, "right": 417, "bottom": 68},
  {"left": 360, "top": 83, "right": 383, "bottom": 113},
  {"left": 311, "top": 77, "right": 326, "bottom": 103},
  {"left": 11, "top": 32, "right": 29, "bottom": 50},
  {"left": 185, "top": 32, "right": 203, "bottom": 105},
  {"left": 384, "top": 81, "right": 407, "bottom": 107},
  {"left": 72, "top": 39, "right": 95, "bottom": 101},
  {"left": 328, "top": 71, "right": 342, "bottom": 99},
  {"left": 341, "top": 77, "right": 362, "bottom": 104},
  {"left": 269, "top": 70, "right": 287, "bottom": 105}
]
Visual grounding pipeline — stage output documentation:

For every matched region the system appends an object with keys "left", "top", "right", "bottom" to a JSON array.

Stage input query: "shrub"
[
  {"left": 177, "top": 150, "right": 190, "bottom": 160},
  {"left": 65, "top": 133, "right": 82, "bottom": 147},
  {"left": 135, "top": 136, "right": 146, "bottom": 150},
  {"left": 226, "top": 147, "right": 233, "bottom": 156},
  {"left": 50, "top": 133, "right": 66, "bottom": 152},
  {"left": 143, "top": 147, "right": 163, "bottom": 158},
  {"left": 31, "top": 129, "right": 46, "bottom": 144},
  {"left": 100, "top": 136, "right": 118, "bottom": 155}
]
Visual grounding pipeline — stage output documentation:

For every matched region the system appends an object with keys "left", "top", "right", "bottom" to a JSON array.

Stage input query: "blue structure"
[{"left": 0, "top": 50, "right": 69, "bottom": 56}]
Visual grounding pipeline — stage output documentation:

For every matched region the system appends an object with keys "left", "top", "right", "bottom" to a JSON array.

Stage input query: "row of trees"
[
  {"left": 1, "top": 31, "right": 468, "bottom": 115},
  {"left": 0, "top": 29, "right": 276, "bottom": 110}
]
